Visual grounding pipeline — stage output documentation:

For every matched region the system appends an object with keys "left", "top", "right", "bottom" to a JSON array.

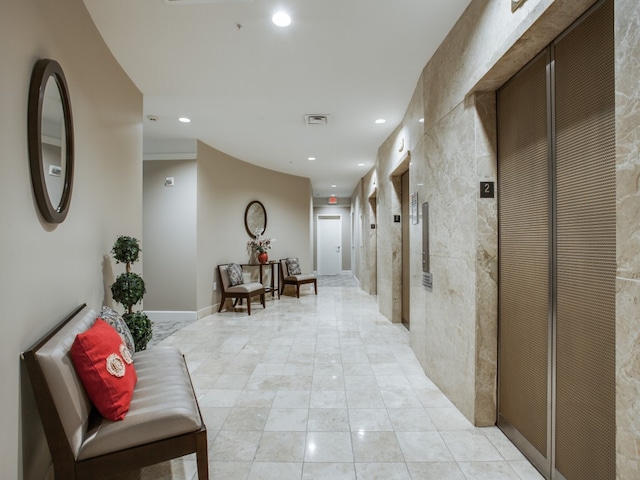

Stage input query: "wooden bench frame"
[{"left": 22, "top": 304, "right": 209, "bottom": 479}]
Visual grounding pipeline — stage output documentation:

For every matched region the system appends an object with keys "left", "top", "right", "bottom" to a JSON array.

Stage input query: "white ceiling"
[{"left": 83, "top": 0, "right": 471, "bottom": 198}]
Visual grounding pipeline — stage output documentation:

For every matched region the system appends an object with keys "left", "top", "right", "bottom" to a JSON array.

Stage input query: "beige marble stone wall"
[
  {"left": 409, "top": 134, "right": 427, "bottom": 370},
  {"left": 422, "top": 100, "right": 478, "bottom": 420},
  {"left": 351, "top": 184, "right": 363, "bottom": 285},
  {"left": 473, "top": 92, "right": 499, "bottom": 426},
  {"left": 365, "top": 0, "right": 631, "bottom": 421},
  {"left": 376, "top": 126, "right": 404, "bottom": 323},
  {"left": 357, "top": 0, "right": 640, "bottom": 473},
  {"left": 374, "top": 75, "right": 426, "bottom": 323},
  {"left": 615, "top": 0, "right": 640, "bottom": 477},
  {"left": 357, "top": 169, "right": 378, "bottom": 295}
]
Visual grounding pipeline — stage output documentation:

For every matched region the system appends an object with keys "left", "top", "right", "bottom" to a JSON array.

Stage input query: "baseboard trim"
[
  {"left": 145, "top": 311, "right": 197, "bottom": 323},
  {"left": 197, "top": 304, "right": 221, "bottom": 319}
]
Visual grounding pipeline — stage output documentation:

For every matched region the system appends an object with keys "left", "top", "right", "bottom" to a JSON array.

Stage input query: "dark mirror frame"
[
  {"left": 244, "top": 200, "right": 267, "bottom": 238},
  {"left": 28, "top": 58, "right": 74, "bottom": 224}
]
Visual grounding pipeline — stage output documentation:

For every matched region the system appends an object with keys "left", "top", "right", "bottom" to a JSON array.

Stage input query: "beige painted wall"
[
  {"left": 143, "top": 148, "right": 313, "bottom": 317},
  {"left": 354, "top": 0, "right": 640, "bottom": 476},
  {"left": 196, "top": 141, "right": 313, "bottom": 315},
  {"left": 143, "top": 160, "right": 197, "bottom": 311},
  {"left": 0, "top": 0, "right": 142, "bottom": 478}
]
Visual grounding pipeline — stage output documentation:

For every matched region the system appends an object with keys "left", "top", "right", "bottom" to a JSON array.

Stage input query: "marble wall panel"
[
  {"left": 423, "top": 254, "right": 477, "bottom": 419},
  {"left": 351, "top": 185, "right": 362, "bottom": 285},
  {"left": 616, "top": 278, "right": 640, "bottom": 479},
  {"left": 361, "top": 168, "right": 378, "bottom": 295},
  {"left": 424, "top": 103, "right": 476, "bottom": 262},
  {"left": 416, "top": 102, "right": 478, "bottom": 419},
  {"left": 615, "top": 0, "right": 640, "bottom": 280},
  {"left": 400, "top": 72, "right": 426, "bottom": 155},
  {"left": 473, "top": 92, "right": 498, "bottom": 426},
  {"left": 355, "top": 7, "right": 640, "bottom": 464},
  {"left": 373, "top": 78, "right": 426, "bottom": 324},
  {"left": 423, "top": 0, "right": 595, "bottom": 129},
  {"left": 375, "top": 133, "right": 402, "bottom": 323},
  {"left": 615, "top": 0, "right": 640, "bottom": 477},
  {"left": 409, "top": 136, "right": 428, "bottom": 369}
]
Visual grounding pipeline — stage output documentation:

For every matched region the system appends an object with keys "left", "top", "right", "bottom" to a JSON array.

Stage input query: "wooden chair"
[
  {"left": 218, "top": 264, "right": 265, "bottom": 315},
  {"left": 279, "top": 258, "right": 317, "bottom": 298}
]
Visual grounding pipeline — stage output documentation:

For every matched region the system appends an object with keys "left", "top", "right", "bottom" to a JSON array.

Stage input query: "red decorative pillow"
[{"left": 70, "top": 318, "right": 137, "bottom": 421}]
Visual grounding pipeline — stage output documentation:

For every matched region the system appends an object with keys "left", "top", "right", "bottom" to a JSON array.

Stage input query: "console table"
[{"left": 241, "top": 261, "right": 280, "bottom": 299}]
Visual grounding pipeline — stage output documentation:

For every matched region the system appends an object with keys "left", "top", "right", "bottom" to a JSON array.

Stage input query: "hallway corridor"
[{"left": 139, "top": 285, "right": 543, "bottom": 480}]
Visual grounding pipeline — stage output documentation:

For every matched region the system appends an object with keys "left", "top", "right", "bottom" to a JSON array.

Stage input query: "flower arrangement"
[{"left": 247, "top": 230, "right": 275, "bottom": 254}]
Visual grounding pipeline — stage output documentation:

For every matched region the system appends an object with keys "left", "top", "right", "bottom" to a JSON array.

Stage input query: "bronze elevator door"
[{"left": 497, "top": 1, "right": 615, "bottom": 478}]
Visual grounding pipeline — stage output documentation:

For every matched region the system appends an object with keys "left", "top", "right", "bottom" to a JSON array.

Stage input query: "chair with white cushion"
[
  {"left": 279, "top": 258, "right": 317, "bottom": 298},
  {"left": 218, "top": 264, "right": 265, "bottom": 315}
]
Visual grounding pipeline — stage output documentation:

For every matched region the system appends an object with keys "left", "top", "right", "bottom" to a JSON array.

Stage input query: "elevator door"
[
  {"left": 497, "top": 1, "right": 614, "bottom": 478},
  {"left": 498, "top": 49, "right": 550, "bottom": 471}
]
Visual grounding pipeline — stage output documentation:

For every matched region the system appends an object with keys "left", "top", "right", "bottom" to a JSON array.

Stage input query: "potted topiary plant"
[{"left": 110, "top": 236, "right": 152, "bottom": 351}]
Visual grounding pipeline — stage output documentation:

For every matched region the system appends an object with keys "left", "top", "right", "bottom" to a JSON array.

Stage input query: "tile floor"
[{"left": 132, "top": 283, "right": 544, "bottom": 480}]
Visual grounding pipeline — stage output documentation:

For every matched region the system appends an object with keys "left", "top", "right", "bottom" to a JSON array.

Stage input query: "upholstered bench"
[{"left": 22, "top": 304, "right": 208, "bottom": 479}]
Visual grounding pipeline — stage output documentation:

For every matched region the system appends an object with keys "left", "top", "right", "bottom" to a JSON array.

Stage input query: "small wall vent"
[{"left": 304, "top": 114, "right": 330, "bottom": 125}]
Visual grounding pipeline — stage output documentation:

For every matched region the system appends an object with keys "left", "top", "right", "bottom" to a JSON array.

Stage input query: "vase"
[{"left": 258, "top": 252, "right": 268, "bottom": 264}]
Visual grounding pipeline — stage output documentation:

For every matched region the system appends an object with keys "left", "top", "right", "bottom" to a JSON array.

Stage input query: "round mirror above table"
[
  {"left": 28, "top": 59, "right": 74, "bottom": 224},
  {"left": 245, "top": 200, "right": 267, "bottom": 238}
]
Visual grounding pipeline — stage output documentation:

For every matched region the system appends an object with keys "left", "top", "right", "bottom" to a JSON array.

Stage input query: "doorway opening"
[{"left": 316, "top": 214, "right": 342, "bottom": 275}]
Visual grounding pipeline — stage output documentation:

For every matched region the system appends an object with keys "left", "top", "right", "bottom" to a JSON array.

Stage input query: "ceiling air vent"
[{"left": 304, "top": 114, "right": 330, "bottom": 125}]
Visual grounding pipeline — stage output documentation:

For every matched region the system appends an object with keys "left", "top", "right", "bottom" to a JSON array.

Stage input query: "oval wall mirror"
[
  {"left": 245, "top": 200, "right": 267, "bottom": 238},
  {"left": 28, "top": 59, "right": 74, "bottom": 223}
]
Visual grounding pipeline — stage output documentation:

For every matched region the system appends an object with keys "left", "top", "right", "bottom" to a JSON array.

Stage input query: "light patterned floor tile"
[{"left": 142, "top": 283, "right": 542, "bottom": 480}]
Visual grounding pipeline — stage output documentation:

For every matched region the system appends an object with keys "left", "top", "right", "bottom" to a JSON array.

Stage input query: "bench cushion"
[{"left": 78, "top": 345, "right": 203, "bottom": 460}]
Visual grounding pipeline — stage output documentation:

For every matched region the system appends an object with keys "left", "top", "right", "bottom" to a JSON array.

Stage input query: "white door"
[{"left": 317, "top": 215, "right": 341, "bottom": 275}]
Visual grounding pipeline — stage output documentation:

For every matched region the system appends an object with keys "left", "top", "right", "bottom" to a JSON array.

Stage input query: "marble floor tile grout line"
[{"left": 132, "top": 282, "right": 544, "bottom": 480}]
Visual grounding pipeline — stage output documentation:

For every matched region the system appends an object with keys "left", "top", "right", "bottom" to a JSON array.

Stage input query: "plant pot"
[{"left": 258, "top": 252, "right": 268, "bottom": 264}]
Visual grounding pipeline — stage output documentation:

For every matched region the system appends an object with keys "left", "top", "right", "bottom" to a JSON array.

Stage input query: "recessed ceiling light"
[
  {"left": 331, "top": 184, "right": 337, "bottom": 188},
  {"left": 178, "top": 117, "right": 191, "bottom": 123},
  {"left": 308, "top": 157, "right": 316, "bottom": 161},
  {"left": 357, "top": 163, "right": 365, "bottom": 167},
  {"left": 330, "top": 194, "right": 336, "bottom": 197},
  {"left": 272, "top": 11, "right": 291, "bottom": 27},
  {"left": 419, "top": 118, "right": 424, "bottom": 123},
  {"left": 375, "top": 119, "right": 386, "bottom": 124}
]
